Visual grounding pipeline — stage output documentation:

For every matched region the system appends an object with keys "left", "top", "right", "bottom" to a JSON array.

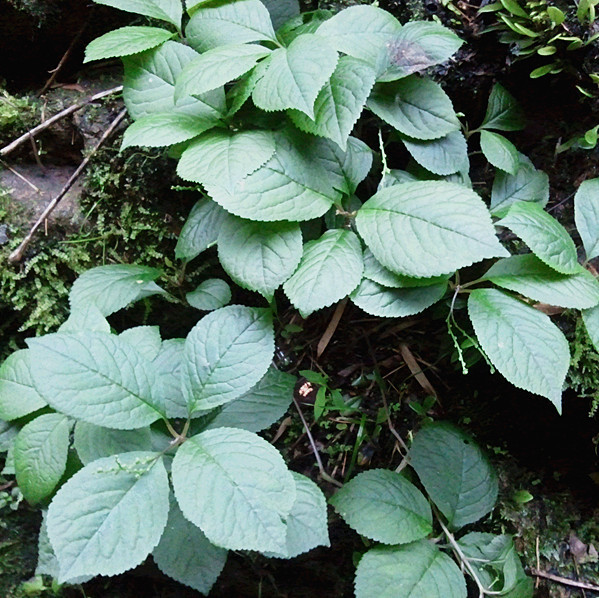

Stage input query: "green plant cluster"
[{"left": 479, "top": 0, "right": 599, "bottom": 93}]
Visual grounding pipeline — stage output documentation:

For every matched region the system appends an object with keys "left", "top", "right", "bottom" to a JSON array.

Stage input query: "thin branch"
[
  {"left": 0, "top": 159, "right": 41, "bottom": 192},
  {"left": 0, "top": 86, "right": 123, "bottom": 158},
  {"left": 531, "top": 568, "right": 599, "bottom": 592},
  {"left": 317, "top": 299, "right": 347, "bottom": 358},
  {"left": 8, "top": 109, "right": 127, "bottom": 263}
]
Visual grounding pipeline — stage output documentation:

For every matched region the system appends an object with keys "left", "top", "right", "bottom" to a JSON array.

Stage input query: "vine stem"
[{"left": 436, "top": 514, "right": 502, "bottom": 597}]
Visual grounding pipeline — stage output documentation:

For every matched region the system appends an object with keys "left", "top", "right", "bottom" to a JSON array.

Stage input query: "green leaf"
[
  {"left": 269, "top": 472, "right": 330, "bottom": 558},
  {"left": 84, "top": 27, "right": 174, "bottom": 63},
  {"left": 74, "top": 422, "right": 153, "bottom": 465},
  {"left": 0, "top": 350, "right": 47, "bottom": 421},
  {"left": 186, "top": 0, "right": 277, "bottom": 52},
  {"left": 276, "top": 9, "right": 333, "bottom": 45},
  {"left": 59, "top": 304, "right": 110, "bottom": 334},
  {"left": 27, "top": 333, "right": 165, "bottom": 429},
  {"left": 36, "top": 512, "right": 59, "bottom": 578},
  {"left": 186, "top": 279, "right": 232, "bottom": 311},
  {"left": 93, "top": 0, "right": 182, "bottom": 28},
  {"left": 575, "top": 178, "right": 599, "bottom": 260},
  {"left": 175, "top": 43, "right": 271, "bottom": 99},
  {"left": 351, "top": 278, "right": 447, "bottom": 317},
  {"left": 183, "top": 306, "right": 274, "bottom": 413},
  {"left": 401, "top": 130, "right": 468, "bottom": 176},
  {"left": 491, "top": 154, "right": 549, "bottom": 214},
  {"left": 481, "top": 83, "right": 525, "bottom": 131},
  {"left": 172, "top": 428, "right": 295, "bottom": 552},
  {"left": 410, "top": 422, "right": 498, "bottom": 528},
  {"left": 379, "top": 21, "right": 463, "bottom": 82},
  {"left": 217, "top": 216, "right": 302, "bottom": 301},
  {"left": 289, "top": 56, "right": 376, "bottom": 150},
  {"left": 583, "top": 304, "right": 599, "bottom": 352},
  {"left": 330, "top": 469, "right": 432, "bottom": 544},
  {"left": 355, "top": 542, "right": 467, "bottom": 598},
  {"left": 283, "top": 229, "right": 363, "bottom": 317},
  {"left": 14, "top": 414, "right": 70, "bottom": 504},
  {"left": 202, "top": 367, "right": 294, "bottom": 433},
  {"left": 121, "top": 112, "right": 220, "bottom": 149},
  {"left": 497, "top": 202, "right": 580, "bottom": 274},
  {"left": 119, "top": 326, "right": 162, "bottom": 361},
  {"left": 0, "top": 420, "right": 17, "bottom": 452},
  {"left": 356, "top": 181, "right": 508, "bottom": 278},
  {"left": 123, "top": 41, "right": 226, "bottom": 120},
  {"left": 151, "top": 339, "right": 186, "bottom": 418},
  {"left": 252, "top": 34, "right": 338, "bottom": 118},
  {"left": 483, "top": 254, "right": 599, "bottom": 309},
  {"left": 367, "top": 77, "right": 460, "bottom": 141},
  {"left": 316, "top": 5, "right": 403, "bottom": 75},
  {"left": 458, "top": 533, "right": 534, "bottom": 597},
  {"left": 153, "top": 498, "right": 227, "bottom": 594},
  {"left": 175, "top": 199, "right": 228, "bottom": 261},
  {"left": 69, "top": 264, "right": 164, "bottom": 317},
  {"left": 362, "top": 248, "right": 449, "bottom": 288},
  {"left": 177, "top": 129, "right": 276, "bottom": 193},
  {"left": 47, "top": 452, "right": 169, "bottom": 581},
  {"left": 262, "top": 0, "right": 300, "bottom": 29},
  {"left": 206, "top": 128, "right": 340, "bottom": 221},
  {"left": 468, "top": 289, "right": 569, "bottom": 410},
  {"left": 480, "top": 130, "right": 519, "bottom": 174}
]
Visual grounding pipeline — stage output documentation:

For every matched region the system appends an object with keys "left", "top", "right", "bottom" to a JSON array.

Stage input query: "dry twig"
[
  {"left": 316, "top": 298, "right": 347, "bottom": 358},
  {"left": 531, "top": 568, "right": 599, "bottom": 592}
]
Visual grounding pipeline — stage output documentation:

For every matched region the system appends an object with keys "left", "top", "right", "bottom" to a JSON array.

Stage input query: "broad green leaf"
[
  {"left": 74, "top": 422, "right": 153, "bottom": 465},
  {"left": 203, "top": 367, "right": 294, "bottom": 433},
  {"left": 186, "top": 279, "right": 232, "bottom": 311},
  {"left": 468, "top": 289, "right": 569, "bottom": 410},
  {"left": 351, "top": 279, "right": 447, "bottom": 317},
  {"left": 410, "top": 422, "right": 498, "bottom": 528},
  {"left": 47, "top": 452, "right": 169, "bottom": 581},
  {"left": 379, "top": 21, "right": 463, "bottom": 82},
  {"left": 458, "top": 533, "right": 534, "bottom": 597},
  {"left": 483, "top": 254, "right": 599, "bottom": 309},
  {"left": 283, "top": 229, "right": 363, "bottom": 317},
  {"left": 401, "top": 130, "right": 468, "bottom": 176},
  {"left": 121, "top": 112, "right": 220, "bottom": 149},
  {"left": 362, "top": 248, "right": 449, "bottom": 288},
  {"left": 14, "top": 414, "right": 70, "bottom": 504},
  {"left": 316, "top": 136, "right": 373, "bottom": 196},
  {"left": 172, "top": 428, "right": 295, "bottom": 552},
  {"left": 252, "top": 34, "right": 338, "bottom": 118},
  {"left": 497, "top": 202, "right": 580, "bottom": 274},
  {"left": 84, "top": 27, "right": 174, "bottom": 63},
  {"left": 218, "top": 216, "right": 302, "bottom": 301},
  {"left": 367, "top": 77, "right": 459, "bottom": 141},
  {"left": 316, "top": 5, "right": 403, "bottom": 74},
  {"left": 183, "top": 306, "right": 274, "bottom": 412},
  {"left": 206, "top": 128, "right": 340, "bottom": 221},
  {"left": 330, "top": 469, "right": 432, "bottom": 544},
  {"left": 93, "top": 0, "right": 182, "bottom": 28},
  {"left": 262, "top": 0, "right": 300, "bottom": 29},
  {"left": 575, "top": 178, "right": 599, "bottom": 260},
  {"left": 27, "top": 333, "right": 165, "bottom": 429},
  {"left": 59, "top": 304, "right": 110, "bottom": 334},
  {"left": 356, "top": 181, "right": 508, "bottom": 278},
  {"left": 583, "top": 304, "right": 599, "bottom": 352},
  {"left": 36, "top": 512, "right": 59, "bottom": 578},
  {"left": 177, "top": 129, "right": 276, "bottom": 193},
  {"left": 119, "top": 326, "right": 162, "bottom": 361},
  {"left": 69, "top": 264, "right": 164, "bottom": 317},
  {"left": 123, "top": 42, "right": 226, "bottom": 120},
  {"left": 379, "top": 168, "right": 419, "bottom": 189},
  {"left": 151, "top": 339, "right": 186, "bottom": 418},
  {"left": 0, "top": 350, "right": 47, "bottom": 421},
  {"left": 491, "top": 154, "right": 549, "bottom": 214},
  {"left": 481, "top": 83, "right": 525, "bottom": 131},
  {"left": 269, "top": 472, "right": 329, "bottom": 558},
  {"left": 186, "top": 0, "right": 277, "bottom": 52},
  {"left": 276, "top": 9, "right": 332, "bottom": 45},
  {"left": 175, "top": 44, "right": 271, "bottom": 99},
  {"left": 480, "top": 130, "right": 519, "bottom": 174},
  {"left": 2, "top": 443, "right": 15, "bottom": 474},
  {"left": 0, "top": 420, "right": 17, "bottom": 452},
  {"left": 355, "top": 542, "right": 467, "bottom": 598},
  {"left": 289, "top": 56, "right": 376, "bottom": 150},
  {"left": 153, "top": 499, "right": 228, "bottom": 594},
  {"left": 175, "top": 199, "right": 227, "bottom": 261}
]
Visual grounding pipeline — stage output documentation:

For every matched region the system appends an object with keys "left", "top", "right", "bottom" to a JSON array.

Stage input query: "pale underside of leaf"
[{"left": 575, "top": 178, "right": 599, "bottom": 261}]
